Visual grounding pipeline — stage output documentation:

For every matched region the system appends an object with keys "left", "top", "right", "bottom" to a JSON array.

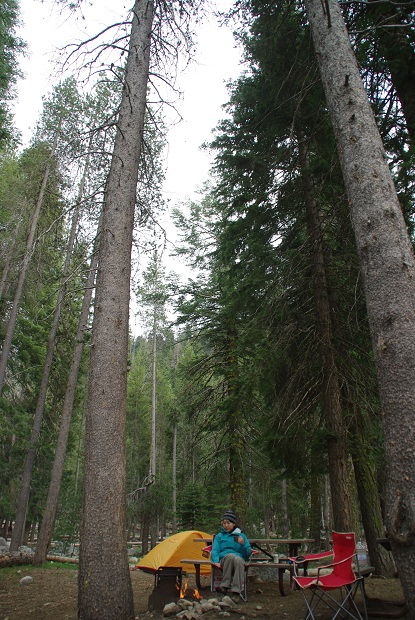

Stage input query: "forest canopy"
[{"left": 1, "top": 0, "right": 414, "bottom": 617}]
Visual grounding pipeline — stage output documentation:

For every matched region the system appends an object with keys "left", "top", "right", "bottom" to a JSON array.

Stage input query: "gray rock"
[
  {"left": 0, "top": 537, "right": 8, "bottom": 548},
  {"left": 18, "top": 546, "right": 34, "bottom": 555},
  {"left": 193, "top": 602, "right": 203, "bottom": 615},
  {"left": 177, "top": 598, "right": 194, "bottom": 609},
  {"left": 163, "top": 602, "right": 180, "bottom": 616},
  {"left": 19, "top": 576, "right": 34, "bottom": 585},
  {"left": 221, "top": 595, "right": 237, "bottom": 607}
]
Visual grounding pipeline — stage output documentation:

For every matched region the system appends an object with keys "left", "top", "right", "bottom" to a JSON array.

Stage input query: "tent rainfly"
[{"left": 135, "top": 530, "right": 212, "bottom": 575}]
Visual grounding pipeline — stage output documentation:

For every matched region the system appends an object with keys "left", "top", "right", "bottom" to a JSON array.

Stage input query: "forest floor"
[{"left": 0, "top": 561, "right": 409, "bottom": 619}]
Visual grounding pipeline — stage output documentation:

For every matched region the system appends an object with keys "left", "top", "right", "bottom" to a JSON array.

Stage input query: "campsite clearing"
[{"left": 0, "top": 562, "right": 407, "bottom": 619}]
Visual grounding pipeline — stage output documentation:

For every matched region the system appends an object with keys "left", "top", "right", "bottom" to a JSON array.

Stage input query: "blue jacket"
[{"left": 211, "top": 527, "right": 252, "bottom": 563}]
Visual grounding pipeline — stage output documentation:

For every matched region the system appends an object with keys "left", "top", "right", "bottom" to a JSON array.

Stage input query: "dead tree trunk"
[
  {"left": 33, "top": 225, "right": 99, "bottom": 565},
  {"left": 10, "top": 169, "right": 80, "bottom": 553},
  {"left": 0, "top": 127, "right": 60, "bottom": 396}
]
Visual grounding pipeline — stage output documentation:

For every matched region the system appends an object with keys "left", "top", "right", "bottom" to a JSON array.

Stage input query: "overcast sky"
[
  {"left": 13, "top": 0, "right": 243, "bottom": 333},
  {"left": 14, "top": 0, "right": 243, "bottom": 203}
]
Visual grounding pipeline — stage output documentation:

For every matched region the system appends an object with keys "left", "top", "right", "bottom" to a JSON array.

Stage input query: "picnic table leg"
[
  {"left": 194, "top": 564, "right": 203, "bottom": 590},
  {"left": 278, "top": 564, "right": 294, "bottom": 596},
  {"left": 278, "top": 566, "right": 294, "bottom": 596},
  {"left": 278, "top": 567, "right": 286, "bottom": 596}
]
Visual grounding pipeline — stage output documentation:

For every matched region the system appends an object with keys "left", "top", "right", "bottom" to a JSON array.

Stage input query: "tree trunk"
[
  {"left": 367, "top": 0, "right": 415, "bottom": 141},
  {"left": 281, "top": 479, "right": 290, "bottom": 537},
  {"left": 141, "top": 516, "right": 150, "bottom": 556},
  {"left": 172, "top": 421, "right": 177, "bottom": 534},
  {"left": 351, "top": 431, "right": 395, "bottom": 576},
  {"left": 150, "top": 308, "right": 157, "bottom": 482},
  {"left": 225, "top": 324, "right": 245, "bottom": 522},
  {"left": 11, "top": 159, "right": 80, "bottom": 553},
  {"left": 303, "top": 0, "right": 415, "bottom": 611},
  {"left": 78, "top": 1, "right": 154, "bottom": 618},
  {"left": 309, "top": 474, "right": 322, "bottom": 551},
  {"left": 0, "top": 219, "right": 21, "bottom": 303},
  {"left": 0, "top": 127, "right": 60, "bottom": 396},
  {"left": 322, "top": 475, "right": 331, "bottom": 550},
  {"left": 298, "top": 136, "right": 353, "bottom": 532},
  {"left": 33, "top": 225, "right": 99, "bottom": 565}
]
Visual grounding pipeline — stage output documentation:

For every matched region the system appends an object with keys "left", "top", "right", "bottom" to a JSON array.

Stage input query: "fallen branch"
[
  {"left": 46, "top": 555, "right": 79, "bottom": 564},
  {"left": 0, "top": 552, "right": 79, "bottom": 568},
  {"left": 0, "top": 552, "right": 34, "bottom": 568}
]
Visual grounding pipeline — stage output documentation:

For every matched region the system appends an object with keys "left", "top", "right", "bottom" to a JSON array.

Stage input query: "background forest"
[{"left": 0, "top": 0, "right": 414, "bottom": 613}]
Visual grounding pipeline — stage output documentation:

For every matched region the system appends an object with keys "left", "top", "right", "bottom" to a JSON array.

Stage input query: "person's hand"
[{"left": 237, "top": 536, "right": 243, "bottom": 545}]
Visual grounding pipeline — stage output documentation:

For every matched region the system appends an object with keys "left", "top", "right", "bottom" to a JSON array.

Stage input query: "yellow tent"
[{"left": 135, "top": 530, "right": 212, "bottom": 575}]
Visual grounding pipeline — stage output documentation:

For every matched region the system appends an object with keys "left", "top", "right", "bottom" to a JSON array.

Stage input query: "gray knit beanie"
[{"left": 222, "top": 510, "right": 237, "bottom": 524}]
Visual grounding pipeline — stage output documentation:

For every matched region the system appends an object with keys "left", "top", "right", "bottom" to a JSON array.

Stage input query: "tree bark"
[
  {"left": 303, "top": 0, "right": 415, "bottom": 612},
  {"left": 0, "top": 219, "right": 21, "bottom": 303},
  {"left": 10, "top": 156, "right": 80, "bottom": 553},
  {"left": 150, "top": 308, "right": 157, "bottom": 482},
  {"left": 309, "top": 474, "right": 322, "bottom": 551},
  {"left": 0, "top": 553, "right": 79, "bottom": 568},
  {"left": 78, "top": 1, "right": 154, "bottom": 618},
  {"left": 225, "top": 324, "right": 246, "bottom": 523},
  {"left": 367, "top": 0, "right": 415, "bottom": 141},
  {"left": 172, "top": 421, "right": 177, "bottom": 534},
  {"left": 351, "top": 429, "right": 395, "bottom": 576},
  {"left": 141, "top": 516, "right": 150, "bottom": 556},
  {"left": 0, "top": 127, "right": 60, "bottom": 397},
  {"left": 33, "top": 225, "right": 99, "bottom": 565},
  {"left": 298, "top": 136, "right": 354, "bottom": 532},
  {"left": 281, "top": 479, "right": 290, "bottom": 537},
  {"left": 322, "top": 475, "right": 331, "bottom": 550}
]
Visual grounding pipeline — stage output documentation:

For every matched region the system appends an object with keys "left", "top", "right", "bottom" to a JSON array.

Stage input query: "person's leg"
[
  {"left": 229, "top": 555, "right": 245, "bottom": 594},
  {"left": 219, "top": 554, "right": 237, "bottom": 590}
]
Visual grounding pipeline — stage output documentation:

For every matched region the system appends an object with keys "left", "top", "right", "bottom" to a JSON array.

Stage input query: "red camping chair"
[
  {"left": 203, "top": 537, "right": 257, "bottom": 601},
  {"left": 290, "top": 531, "right": 368, "bottom": 620}
]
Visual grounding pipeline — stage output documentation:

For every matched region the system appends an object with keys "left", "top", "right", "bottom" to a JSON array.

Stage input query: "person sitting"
[{"left": 210, "top": 509, "right": 252, "bottom": 597}]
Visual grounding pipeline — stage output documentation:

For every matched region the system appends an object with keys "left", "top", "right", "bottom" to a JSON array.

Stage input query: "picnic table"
[
  {"left": 179, "top": 558, "right": 296, "bottom": 596},
  {"left": 183, "top": 539, "right": 378, "bottom": 599},
  {"left": 193, "top": 537, "right": 315, "bottom": 558},
  {"left": 184, "top": 539, "right": 314, "bottom": 595}
]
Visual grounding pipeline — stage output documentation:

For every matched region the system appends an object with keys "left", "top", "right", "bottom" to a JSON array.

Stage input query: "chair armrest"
[
  {"left": 289, "top": 550, "right": 333, "bottom": 563},
  {"left": 289, "top": 550, "right": 333, "bottom": 576},
  {"left": 202, "top": 545, "right": 212, "bottom": 558},
  {"left": 316, "top": 552, "right": 356, "bottom": 578}
]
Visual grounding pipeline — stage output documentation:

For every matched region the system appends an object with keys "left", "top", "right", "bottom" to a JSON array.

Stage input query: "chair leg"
[
  {"left": 211, "top": 565, "right": 223, "bottom": 593},
  {"left": 300, "top": 583, "right": 368, "bottom": 620},
  {"left": 358, "top": 581, "right": 369, "bottom": 620}
]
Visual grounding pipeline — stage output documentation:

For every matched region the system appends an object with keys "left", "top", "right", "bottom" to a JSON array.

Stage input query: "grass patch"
[{"left": 0, "top": 561, "right": 78, "bottom": 577}]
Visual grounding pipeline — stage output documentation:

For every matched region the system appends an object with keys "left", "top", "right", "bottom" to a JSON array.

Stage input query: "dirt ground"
[{"left": 0, "top": 562, "right": 409, "bottom": 620}]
